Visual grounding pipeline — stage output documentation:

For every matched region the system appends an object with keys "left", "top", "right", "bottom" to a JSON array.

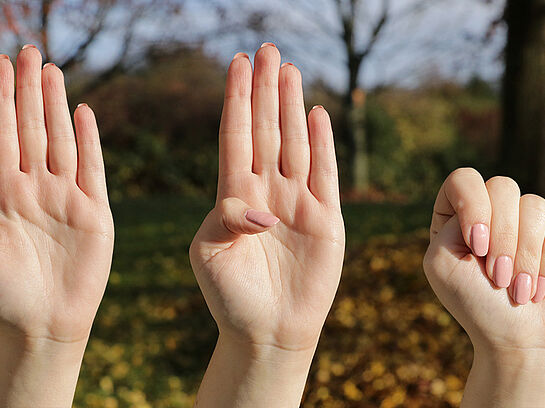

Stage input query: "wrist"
[
  {"left": 463, "top": 344, "right": 545, "bottom": 408},
  {"left": 0, "top": 328, "right": 88, "bottom": 408},
  {"left": 218, "top": 330, "right": 318, "bottom": 364},
  {"left": 195, "top": 332, "right": 317, "bottom": 408}
]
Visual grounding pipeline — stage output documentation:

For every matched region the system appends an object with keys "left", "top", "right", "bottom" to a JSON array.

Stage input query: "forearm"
[
  {"left": 462, "top": 344, "right": 545, "bottom": 408},
  {"left": 0, "top": 327, "right": 88, "bottom": 408},
  {"left": 194, "top": 332, "right": 317, "bottom": 408}
]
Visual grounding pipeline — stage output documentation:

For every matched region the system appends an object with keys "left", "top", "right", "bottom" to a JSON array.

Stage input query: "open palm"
[
  {"left": 190, "top": 45, "right": 345, "bottom": 351},
  {"left": 0, "top": 47, "right": 114, "bottom": 344}
]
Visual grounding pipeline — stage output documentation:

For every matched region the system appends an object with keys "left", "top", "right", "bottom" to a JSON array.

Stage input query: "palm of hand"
[
  {"left": 425, "top": 216, "right": 545, "bottom": 349},
  {"left": 197, "top": 173, "right": 344, "bottom": 349},
  {"left": 0, "top": 173, "right": 113, "bottom": 342},
  {"left": 0, "top": 47, "right": 113, "bottom": 344},
  {"left": 190, "top": 46, "right": 345, "bottom": 351}
]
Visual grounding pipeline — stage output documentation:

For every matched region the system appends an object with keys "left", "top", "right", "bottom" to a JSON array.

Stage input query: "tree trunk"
[
  {"left": 344, "top": 55, "right": 369, "bottom": 194},
  {"left": 501, "top": 0, "right": 545, "bottom": 194},
  {"left": 350, "top": 88, "right": 369, "bottom": 193}
]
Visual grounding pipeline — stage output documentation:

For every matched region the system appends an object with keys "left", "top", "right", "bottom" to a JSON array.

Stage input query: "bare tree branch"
[
  {"left": 58, "top": 4, "right": 111, "bottom": 70},
  {"left": 358, "top": 0, "right": 389, "bottom": 61}
]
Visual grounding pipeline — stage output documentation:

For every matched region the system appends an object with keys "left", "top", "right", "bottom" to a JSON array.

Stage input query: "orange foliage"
[{"left": 303, "top": 231, "right": 472, "bottom": 407}]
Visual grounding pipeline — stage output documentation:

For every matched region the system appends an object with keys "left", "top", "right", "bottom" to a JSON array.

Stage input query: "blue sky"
[
  {"left": 3, "top": 0, "right": 506, "bottom": 91},
  {"left": 183, "top": 0, "right": 506, "bottom": 90},
  {"left": 252, "top": 0, "right": 503, "bottom": 89}
]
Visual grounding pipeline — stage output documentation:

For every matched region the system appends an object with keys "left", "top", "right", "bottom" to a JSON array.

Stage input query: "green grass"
[
  {"left": 342, "top": 201, "right": 432, "bottom": 244},
  {"left": 74, "top": 197, "right": 433, "bottom": 408}
]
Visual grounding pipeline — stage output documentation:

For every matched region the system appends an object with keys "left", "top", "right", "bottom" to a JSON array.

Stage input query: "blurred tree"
[
  {"left": 214, "top": 0, "right": 435, "bottom": 195},
  {"left": 335, "top": 0, "right": 389, "bottom": 194},
  {"left": 500, "top": 0, "right": 545, "bottom": 195},
  {"left": 82, "top": 46, "right": 224, "bottom": 199},
  {"left": 0, "top": 0, "right": 183, "bottom": 90}
]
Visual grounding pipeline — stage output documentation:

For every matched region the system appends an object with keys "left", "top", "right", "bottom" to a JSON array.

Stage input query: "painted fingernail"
[
  {"left": 77, "top": 103, "right": 88, "bottom": 108},
  {"left": 260, "top": 42, "right": 276, "bottom": 48},
  {"left": 245, "top": 209, "right": 280, "bottom": 228},
  {"left": 513, "top": 273, "right": 532, "bottom": 305},
  {"left": 470, "top": 224, "right": 489, "bottom": 257},
  {"left": 281, "top": 62, "right": 294, "bottom": 68},
  {"left": 312, "top": 105, "right": 324, "bottom": 110},
  {"left": 533, "top": 276, "right": 545, "bottom": 303},
  {"left": 233, "top": 52, "right": 249, "bottom": 60},
  {"left": 22, "top": 44, "right": 36, "bottom": 50},
  {"left": 493, "top": 256, "right": 513, "bottom": 288},
  {"left": 0, "top": 54, "right": 9, "bottom": 60},
  {"left": 43, "top": 62, "right": 55, "bottom": 69}
]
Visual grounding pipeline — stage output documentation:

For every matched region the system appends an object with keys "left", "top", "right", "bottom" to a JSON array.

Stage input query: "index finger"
[
  {"left": 430, "top": 168, "right": 491, "bottom": 257},
  {"left": 218, "top": 53, "right": 253, "bottom": 181}
]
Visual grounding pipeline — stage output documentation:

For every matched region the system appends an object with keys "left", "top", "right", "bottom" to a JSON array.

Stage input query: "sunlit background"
[{"left": 1, "top": 0, "right": 543, "bottom": 407}]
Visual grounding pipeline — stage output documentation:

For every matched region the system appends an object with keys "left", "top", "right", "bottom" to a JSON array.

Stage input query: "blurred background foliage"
[
  {"left": 1, "top": 0, "right": 543, "bottom": 406},
  {"left": 82, "top": 47, "right": 225, "bottom": 200},
  {"left": 85, "top": 60, "right": 501, "bottom": 202}
]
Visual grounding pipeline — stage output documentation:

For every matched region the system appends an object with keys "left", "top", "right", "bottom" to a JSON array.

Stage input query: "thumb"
[
  {"left": 197, "top": 197, "right": 280, "bottom": 244},
  {"left": 425, "top": 215, "right": 471, "bottom": 286},
  {"left": 424, "top": 214, "right": 485, "bottom": 305},
  {"left": 423, "top": 214, "right": 501, "bottom": 341}
]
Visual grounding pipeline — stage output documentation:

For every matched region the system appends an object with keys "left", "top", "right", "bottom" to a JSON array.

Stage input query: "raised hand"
[
  {"left": 0, "top": 46, "right": 114, "bottom": 407},
  {"left": 190, "top": 44, "right": 345, "bottom": 407},
  {"left": 424, "top": 168, "right": 545, "bottom": 407}
]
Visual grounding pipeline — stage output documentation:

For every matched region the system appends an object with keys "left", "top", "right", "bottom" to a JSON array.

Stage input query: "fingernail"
[
  {"left": 245, "top": 209, "right": 280, "bottom": 228},
  {"left": 260, "top": 42, "right": 276, "bottom": 48},
  {"left": 233, "top": 52, "right": 249, "bottom": 60},
  {"left": 493, "top": 256, "right": 513, "bottom": 288},
  {"left": 22, "top": 44, "right": 36, "bottom": 50},
  {"left": 0, "top": 54, "right": 10, "bottom": 60},
  {"left": 77, "top": 103, "right": 88, "bottom": 108},
  {"left": 281, "top": 62, "right": 294, "bottom": 68},
  {"left": 533, "top": 276, "right": 545, "bottom": 303},
  {"left": 43, "top": 62, "right": 55, "bottom": 69},
  {"left": 513, "top": 273, "right": 532, "bottom": 305},
  {"left": 312, "top": 105, "right": 324, "bottom": 110},
  {"left": 470, "top": 224, "right": 489, "bottom": 257}
]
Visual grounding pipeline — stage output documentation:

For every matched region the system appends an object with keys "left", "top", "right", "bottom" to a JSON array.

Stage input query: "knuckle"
[
  {"left": 218, "top": 197, "right": 240, "bottom": 216},
  {"left": 19, "top": 118, "right": 46, "bottom": 133},
  {"left": 78, "top": 164, "right": 103, "bottom": 173},
  {"left": 220, "top": 126, "right": 251, "bottom": 137},
  {"left": 492, "top": 229, "right": 518, "bottom": 245},
  {"left": 486, "top": 176, "right": 520, "bottom": 195},
  {"left": 218, "top": 198, "right": 229, "bottom": 214},
  {"left": 16, "top": 75, "right": 40, "bottom": 90},
  {"left": 448, "top": 167, "right": 481, "bottom": 183},
  {"left": 50, "top": 131, "right": 75, "bottom": 141},
  {"left": 313, "top": 164, "right": 337, "bottom": 179},
  {"left": 283, "top": 131, "right": 308, "bottom": 143},
  {"left": 254, "top": 118, "right": 280, "bottom": 132},
  {"left": 515, "top": 247, "right": 541, "bottom": 270},
  {"left": 520, "top": 194, "right": 545, "bottom": 212}
]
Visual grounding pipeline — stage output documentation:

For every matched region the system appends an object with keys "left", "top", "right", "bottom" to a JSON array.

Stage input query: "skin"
[
  {"left": 424, "top": 168, "right": 545, "bottom": 407},
  {"left": 189, "top": 44, "right": 345, "bottom": 407},
  {"left": 0, "top": 46, "right": 114, "bottom": 407}
]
